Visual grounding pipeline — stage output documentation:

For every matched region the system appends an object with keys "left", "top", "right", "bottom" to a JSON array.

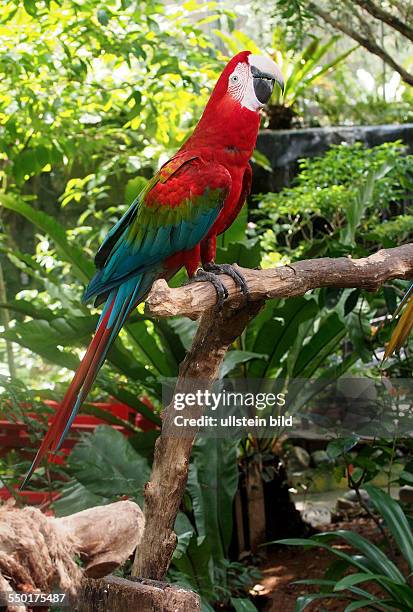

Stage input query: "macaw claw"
[
  {"left": 204, "top": 262, "right": 249, "bottom": 297},
  {"left": 187, "top": 262, "right": 250, "bottom": 308},
  {"left": 187, "top": 268, "right": 228, "bottom": 308}
]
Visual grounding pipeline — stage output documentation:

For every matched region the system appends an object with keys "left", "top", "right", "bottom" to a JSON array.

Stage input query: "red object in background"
[
  {"left": 0, "top": 396, "right": 159, "bottom": 505},
  {"left": 135, "top": 395, "right": 159, "bottom": 432}
]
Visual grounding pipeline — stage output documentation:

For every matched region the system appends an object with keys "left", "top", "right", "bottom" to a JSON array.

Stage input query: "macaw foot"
[
  {"left": 204, "top": 262, "right": 249, "bottom": 297},
  {"left": 187, "top": 268, "right": 229, "bottom": 308}
]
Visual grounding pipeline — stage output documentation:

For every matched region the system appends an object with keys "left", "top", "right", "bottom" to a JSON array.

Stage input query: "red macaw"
[{"left": 22, "top": 51, "right": 283, "bottom": 485}]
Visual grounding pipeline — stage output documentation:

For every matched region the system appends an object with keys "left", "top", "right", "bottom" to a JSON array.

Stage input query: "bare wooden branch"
[
  {"left": 133, "top": 244, "right": 413, "bottom": 581},
  {"left": 0, "top": 500, "right": 144, "bottom": 599},
  {"left": 77, "top": 575, "right": 200, "bottom": 612},
  {"left": 308, "top": 3, "right": 413, "bottom": 86},
  {"left": 132, "top": 299, "right": 263, "bottom": 579},
  {"left": 146, "top": 245, "right": 413, "bottom": 320},
  {"left": 354, "top": 0, "right": 413, "bottom": 43}
]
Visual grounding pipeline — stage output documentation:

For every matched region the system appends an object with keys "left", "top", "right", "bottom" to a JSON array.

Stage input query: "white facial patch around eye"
[{"left": 227, "top": 63, "right": 249, "bottom": 103}]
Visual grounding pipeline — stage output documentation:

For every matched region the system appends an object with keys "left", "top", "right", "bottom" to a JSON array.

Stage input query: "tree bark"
[
  {"left": 76, "top": 575, "right": 200, "bottom": 612},
  {"left": 354, "top": 0, "right": 413, "bottom": 43},
  {"left": 133, "top": 243, "right": 413, "bottom": 579},
  {"left": 146, "top": 244, "right": 413, "bottom": 320},
  {"left": 308, "top": 3, "right": 413, "bottom": 87},
  {"left": 246, "top": 456, "right": 266, "bottom": 554},
  {"left": 131, "top": 299, "right": 263, "bottom": 579}
]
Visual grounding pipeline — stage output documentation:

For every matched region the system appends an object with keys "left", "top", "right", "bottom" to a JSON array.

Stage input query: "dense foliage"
[
  {"left": 255, "top": 141, "right": 413, "bottom": 262},
  {"left": 278, "top": 486, "right": 413, "bottom": 611},
  {"left": 0, "top": 2, "right": 413, "bottom": 610}
]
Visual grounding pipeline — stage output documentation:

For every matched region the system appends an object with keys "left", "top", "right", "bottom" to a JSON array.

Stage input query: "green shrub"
[
  {"left": 276, "top": 486, "right": 413, "bottom": 611},
  {"left": 254, "top": 141, "right": 413, "bottom": 261}
]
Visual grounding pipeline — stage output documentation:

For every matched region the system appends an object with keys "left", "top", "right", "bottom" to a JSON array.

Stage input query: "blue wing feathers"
[{"left": 83, "top": 156, "right": 230, "bottom": 305}]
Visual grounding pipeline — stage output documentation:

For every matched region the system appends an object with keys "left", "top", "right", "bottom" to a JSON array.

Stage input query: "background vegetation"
[{"left": 0, "top": 1, "right": 413, "bottom": 610}]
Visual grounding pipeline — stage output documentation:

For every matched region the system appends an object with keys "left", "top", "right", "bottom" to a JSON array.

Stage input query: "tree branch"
[
  {"left": 132, "top": 299, "right": 263, "bottom": 579},
  {"left": 354, "top": 0, "right": 413, "bottom": 43},
  {"left": 146, "top": 245, "right": 413, "bottom": 320},
  {"left": 308, "top": 3, "right": 413, "bottom": 87},
  {"left": 0, "top": 501, "right": 144, "bottom": 595},
  {"left": 133, "top": 244, "right": 413, "bottom": 580}
]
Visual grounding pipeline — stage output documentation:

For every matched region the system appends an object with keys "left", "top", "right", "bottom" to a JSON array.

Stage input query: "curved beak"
[{"left": 249, "top": 54, "right": 284, "bottom": 105}]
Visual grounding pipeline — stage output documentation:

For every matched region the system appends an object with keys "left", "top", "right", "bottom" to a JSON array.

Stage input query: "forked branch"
[{"left": 134, "top": 244, "right": 413, "bottom": 581}]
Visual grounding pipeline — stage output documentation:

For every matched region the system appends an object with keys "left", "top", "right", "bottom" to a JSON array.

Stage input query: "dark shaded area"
[{"left": 253, "top": 123, "right": 413, "bottom": 193}]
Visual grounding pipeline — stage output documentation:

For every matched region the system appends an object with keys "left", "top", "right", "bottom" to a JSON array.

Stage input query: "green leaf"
[
  {"left": 316, "top": 531, "right": 405, "bottom": 583},
  {"left": 217, "top": 239, "right": 261, "bottom": 269},
  {"left": 97, "top": 8, "right": 110, "bottom": 25},
  {"left": 399, "top": 470, "right": 413, "bottom": 485},
  {"left": 365, "top": 485, "right": 413, "bottom": 572},
  {"left": 217, "top": 204, "right": 247, "bottom": 248},
  {"left": 251, "top": 150, "right": 272, "bottom": 172},
  {"left": 220, "top": 350, "right": 267, "bottom": 378},
  {"left": 0, "top": 300, "right": 56, "bottom": 321},
  {"left": 172, "top": 534, "right": 214, "bottom": 598},
  {"left": 125, "top": 319, "right": 178, "bottom": 377},
  {"left": 81, "top": 403, "right": 139, "bottom": 432},
  {"left": 125, "top": 176, "right": 148, "bottom": 206},
  {"left": 249, "top": 297, "right": 319, "bottom": 378},
  {"left": 103, "top": 385, "right": 161, "bottom": 426},
  {"left": 230, "top": 597, "right": 259, "bottom": 612},
  {"left": 0, "top": 194, "right": 94, "bottom": 283},
  {"left": 294, "top": 593, "right": 343, "bottom": 611},
  {"left": 188, "top": 438, "right": 239, "bottom": 564},
  {"left": 66, "top": 425, "right": 151, "bottom": 503},
  {"left": 335, "top": 572, "right": 383, "bottom": 590},
  {"left": 53, "top": 480, "right": 109, "bottom": 516},
  {"left": 173, "top": 512, "right": 195, "bottom": 560},
  {"left": 327, "top": 435, "right": 360, "bottom": 459},
  {"left": 291, "top": 312, "right": 345, "bottom": 378}
]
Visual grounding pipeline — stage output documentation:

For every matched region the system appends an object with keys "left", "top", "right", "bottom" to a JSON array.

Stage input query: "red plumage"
[
  {"left": 22, "top": 50, "right": 283, "bottom": 485},
  {"left": 165, "top": 51, "right": 261, "bottom": 277}
]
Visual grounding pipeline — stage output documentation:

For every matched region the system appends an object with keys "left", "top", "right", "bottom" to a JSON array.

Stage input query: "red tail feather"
[{"left": 21, "top": 299, "right": 115, "bottom": 488}]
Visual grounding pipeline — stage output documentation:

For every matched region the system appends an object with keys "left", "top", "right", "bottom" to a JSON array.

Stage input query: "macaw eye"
[{"left": 230, "top": 75, "right": 239, "bottom": 84}]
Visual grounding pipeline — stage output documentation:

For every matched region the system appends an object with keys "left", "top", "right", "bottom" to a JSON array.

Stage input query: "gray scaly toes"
[
  {"left": 186, "top": 269, "right": 229, "bottom": 308},
  {"left": 203, "top": 262, "right": 249, "bottom": 297}
]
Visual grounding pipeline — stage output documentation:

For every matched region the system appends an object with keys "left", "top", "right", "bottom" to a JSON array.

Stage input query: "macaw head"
[{"left": 210, "top": 51, "right": 284, "bottom": 113}]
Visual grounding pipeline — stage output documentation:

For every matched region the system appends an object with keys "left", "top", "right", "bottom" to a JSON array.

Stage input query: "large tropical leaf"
[
  {"left": 365, "top": 485, "right": 413, "bottom": 572},
  {"left": 0, "top": 194, "right": 94, "bottom": 283},
  {"left": 248, "top": 297, "right": 319, "bottom": 378},
  {"left": 188, "top": 438, "right": 239, "bottom": 564},
  {"left": 62, "top": 425, "right": 151, "bottom": 503}
]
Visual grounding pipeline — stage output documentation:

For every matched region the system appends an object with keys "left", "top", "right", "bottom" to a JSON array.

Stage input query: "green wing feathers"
[{"left": 84, "top": 154, "right": 231, "bottom": 304}]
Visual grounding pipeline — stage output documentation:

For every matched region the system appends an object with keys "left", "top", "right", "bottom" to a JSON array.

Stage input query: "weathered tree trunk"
[
  {"left": 132, "top": 300, "right": 263, "bottom": 579},
  {"left": 0, "top": 500, "right": 144, "bottom": 597},
  {"left": 245, "top": 456, "right": 266, "bottom": 554},
  {"left": 76, "top": 575, "right": 200, "bottom": 612}
]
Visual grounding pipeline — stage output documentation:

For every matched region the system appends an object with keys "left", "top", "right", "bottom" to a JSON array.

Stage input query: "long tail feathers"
[
  {"left": 21, "top": 272, "right": 155, "bottom": 488},
  {"left": 383, "top": 284, "right": 413, "bottom": 363}
]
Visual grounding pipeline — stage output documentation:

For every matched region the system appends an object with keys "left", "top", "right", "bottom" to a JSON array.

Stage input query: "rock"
[
  {"left": 343, "top": 488, "right": 370, "bottom": 504},
  {"left": 289, "top": 446, "right": 311, "bottom": 471},
  {"left": 399, "top": 486, "right": 413, "bottom": 505},
  {"left": 302, "top": 505, "right": 331, "bottom": 528},
  {"left": 311, "top": 450, "right": 331, "bottom": 467}
]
